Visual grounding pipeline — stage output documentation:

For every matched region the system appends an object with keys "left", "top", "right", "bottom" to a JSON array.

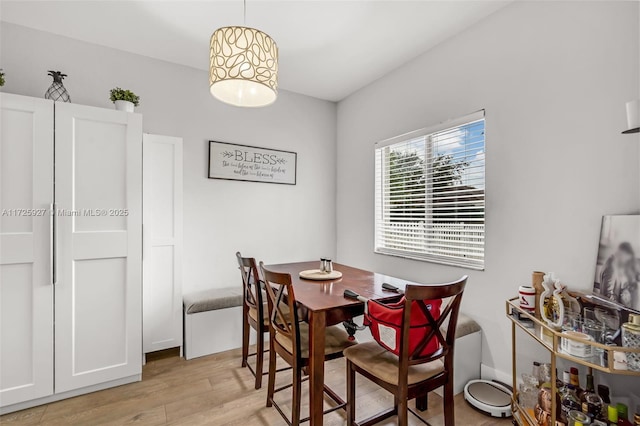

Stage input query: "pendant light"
[{"left": 209, "top": 0, "right": 278, "bottom": 108}]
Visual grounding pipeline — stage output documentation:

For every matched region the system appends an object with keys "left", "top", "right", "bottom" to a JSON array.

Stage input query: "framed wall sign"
[{"left": 208, "top": 141, "right": 297, "bottom": 185}]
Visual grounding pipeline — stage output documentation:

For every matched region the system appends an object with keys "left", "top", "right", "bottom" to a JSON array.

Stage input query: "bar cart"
[{"left": 506, "top": 297, "right": 640, "bottom": 425}]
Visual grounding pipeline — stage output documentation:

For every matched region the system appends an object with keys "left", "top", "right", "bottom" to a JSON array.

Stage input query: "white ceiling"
[{"left": 0, "top": 1, "right": 511, "bottom": 101}]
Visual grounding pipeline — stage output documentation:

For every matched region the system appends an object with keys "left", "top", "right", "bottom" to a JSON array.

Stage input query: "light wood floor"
[{"left": 1, "top": 347, "right": 511, "bottom": 425}]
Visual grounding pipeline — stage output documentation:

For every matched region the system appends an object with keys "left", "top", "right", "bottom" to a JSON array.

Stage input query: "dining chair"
[
  {"left": 344, "top": 276, "right": 468, "bottom": 426},
  {"left": 260, "top": 262, "right": 357, "bottom": 426},
  {"left": 237, "top": 252, "right": 269, "bottom": 389}
]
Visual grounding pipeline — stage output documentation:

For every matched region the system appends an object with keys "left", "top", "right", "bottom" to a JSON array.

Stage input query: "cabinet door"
[
  {"left": 0, "top": 94, "right": 54, "bottom": 407},
  {"left": 54, "top": 103, "right": 142, "bottom": 393},
  {"left": 142, "top": 134, "right": 183, "bottom": 354}
]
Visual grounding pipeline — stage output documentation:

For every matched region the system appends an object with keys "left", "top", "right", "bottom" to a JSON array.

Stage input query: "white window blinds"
[{"left": 374, "top": 111, "right": 485, "bottom": 270}]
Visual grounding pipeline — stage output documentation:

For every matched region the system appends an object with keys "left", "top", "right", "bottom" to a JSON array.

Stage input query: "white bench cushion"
[
  {"left": 442, "top": 313, "right": 481, "bottom": 339},
  {"left": 183, "top": 287, "right": 243, "bottom": 314}
]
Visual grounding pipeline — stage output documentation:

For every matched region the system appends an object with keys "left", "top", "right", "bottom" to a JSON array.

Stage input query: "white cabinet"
[
  {"left": 142, "top": 134, "right": 183, "bottom": 355},
  {"left": 0, "top": 93, "right": 142, "bottom": 412},
  {"left": 54, "top": 102, "right": 142, "bottom": 393},
  {"left": 0, "top": 94, "right": 54, "bottom": 407}
]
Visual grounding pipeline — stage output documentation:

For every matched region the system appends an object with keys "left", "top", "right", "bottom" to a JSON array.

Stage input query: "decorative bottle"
[{"left": 540, "top": 273, "right": 564, "bottom": 329}]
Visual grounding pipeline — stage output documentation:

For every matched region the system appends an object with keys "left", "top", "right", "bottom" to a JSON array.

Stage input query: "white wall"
[
  {"left": 4, "top": 1, "right": 640, "bottom": 385},
  {"left": 0, "top": 22, "right": 337, "bottom": 293},
  {"left": 336, "top": 1, "right": 640, "bottom": 379}
]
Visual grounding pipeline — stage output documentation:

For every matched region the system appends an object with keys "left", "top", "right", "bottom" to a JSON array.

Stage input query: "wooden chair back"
[
  {"left": 236, "top": 252, "right": 264, "bottom": 319},
  {"left": 260, "top": 263, "right": 300, "bottom": 359},
  {"left": 399, "top": 276, "right": 467, "bottom": 374}
]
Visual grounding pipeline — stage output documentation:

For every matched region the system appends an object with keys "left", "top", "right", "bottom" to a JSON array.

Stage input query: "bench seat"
[
  {"left": 183, "top": 287, "right": 250, "bottom": 360},
  {"left": 443, "top": 313, "right": 482, "bottom": 338},
  {"left": 183, "top": 288, "right": 243, "bottom": 314}
]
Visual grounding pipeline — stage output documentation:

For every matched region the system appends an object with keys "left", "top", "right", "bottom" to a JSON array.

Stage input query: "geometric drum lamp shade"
[{"left": 209, "top": 26, "right": 278, "bottom": 107}]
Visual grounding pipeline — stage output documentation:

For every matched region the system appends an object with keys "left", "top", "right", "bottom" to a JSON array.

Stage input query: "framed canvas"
[
  {"left": 208, "top": 141, "right": 297, "bottom": 185},
  {"left": 593, "top": 215, "right": 640, "bottom": 311}
]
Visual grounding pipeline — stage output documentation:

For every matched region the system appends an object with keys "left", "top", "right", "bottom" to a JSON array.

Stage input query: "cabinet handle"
[
  {"left": 51, "top": 202, "right": 57, "bottom": 285},
  {"left": 50, "top": 203, "right": 54, "bottom": 285}
]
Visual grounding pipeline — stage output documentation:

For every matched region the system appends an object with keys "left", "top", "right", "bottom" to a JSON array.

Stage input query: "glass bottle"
[
  {"left": 609, "top": 405, "right": 619, "bottom": 426},
  {"left": 583, "top": 394, "right": 604, "bottom": 421},
  {"left": 570, "top": 367, "right": 583, "bottom": 400},
  {"left": 533, "top": 361, "right": 541, "bottom": 380},
  {"left": 618, "top": 404, "right": 634, "bottom": 426},
  {"left": 598, "top": 385, "right": 611, "bottom": 404},
  {"left": 561, "top": 370, "right": 571, "bottom": 389},
  {"left": 581, "top": 374, "right": 603, "bottom": 420},
  {"left": 557, "top": 371, "right": 570, "bottom": 397},
  {"left": 583, "top": 372, "right": 595, "bottom": 394},
  {"left": 557, "top": 371, "right": 572, "bottom": 411},
  {"left": 562, "top": 384, "right": 582, "bottom": 424},
  {"left": 595, "top": 386, "right": 611, "bottom": 421},
  {"left": 570, "top": 367, "right": 580, "bottom": 387}
]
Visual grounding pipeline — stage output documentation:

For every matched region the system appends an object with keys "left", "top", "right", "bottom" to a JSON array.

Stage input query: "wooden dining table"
[{"left": 265, "top": 261, "right": 411, "bottom": 426}]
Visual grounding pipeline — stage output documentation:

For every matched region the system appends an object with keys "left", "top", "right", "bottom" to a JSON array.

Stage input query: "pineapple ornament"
[{"left": 44, "top": 70, "right": 71, "bottom": 102}]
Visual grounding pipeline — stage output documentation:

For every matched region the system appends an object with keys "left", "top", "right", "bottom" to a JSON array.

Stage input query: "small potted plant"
[
  {"left": 0, "top": 69, "right": 5, "bottom": 87},
  {"left": 109, "top": 87, "right": 140, "bottom": 112}
]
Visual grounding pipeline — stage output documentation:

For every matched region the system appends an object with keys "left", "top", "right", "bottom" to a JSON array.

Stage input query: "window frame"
[{"left": 374, "top": 110, "right": 485, "bottom": 270}]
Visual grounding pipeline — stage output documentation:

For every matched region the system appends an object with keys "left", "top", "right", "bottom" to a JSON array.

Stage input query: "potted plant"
[
  {"left": 0, "top": 69, "right": 5, "bottom": 87},
  {"left": 109, "top": 87, "right": 140, "bottom": 112}
]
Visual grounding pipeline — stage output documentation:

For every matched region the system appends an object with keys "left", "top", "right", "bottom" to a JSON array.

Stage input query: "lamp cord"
[{"left": 243, "top": 0, "right": 246, "bottom": 25}]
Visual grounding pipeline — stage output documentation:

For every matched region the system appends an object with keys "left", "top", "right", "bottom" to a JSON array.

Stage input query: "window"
[{"left": 374, "top": 111, "right": 485, "bottom": 270}]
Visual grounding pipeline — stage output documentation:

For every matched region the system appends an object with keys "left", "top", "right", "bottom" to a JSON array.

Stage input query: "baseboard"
[
  {"left": 480, "top": 363, "right": 512, "bottom": 386},
  {"left": 0, "top": 374, "right": 141, "bottom": 415}
]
